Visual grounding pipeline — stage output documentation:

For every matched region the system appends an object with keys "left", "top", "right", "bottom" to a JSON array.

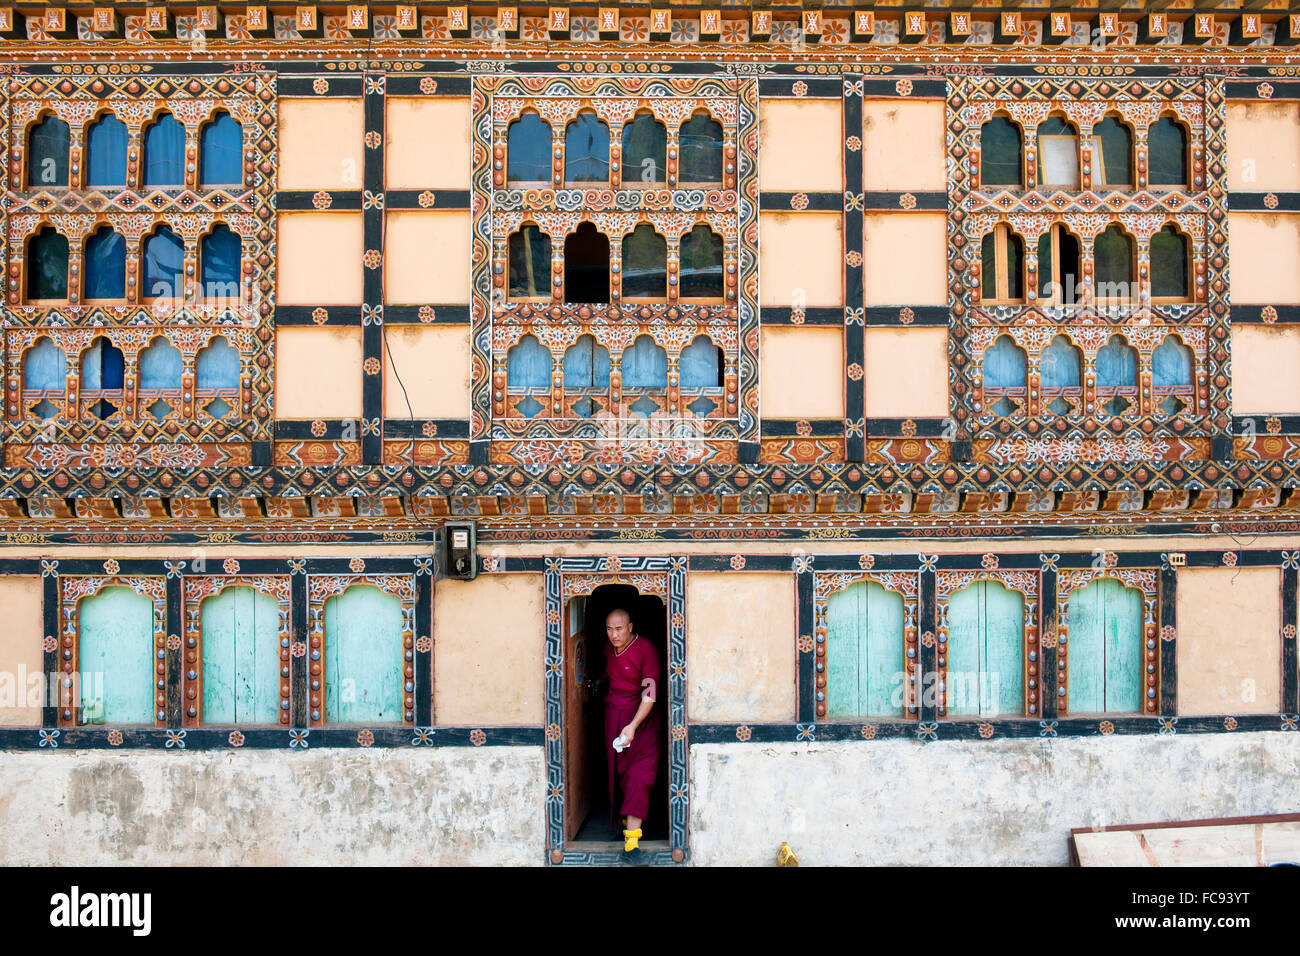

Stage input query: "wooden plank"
[
  {"left": 324, "top": 585, "right": 403, "bottom": 723},
  {"left": 985, "top": 581, "right": 1024, "bottom": 716},
  {"left": 201, "top": 588, "right": 238, "bottom": 724},
  {"left": 825, "top": 584, "right": 860, "bottom": 718},
  {"left": 1103, "top": 578, "right": 1143, "bottom": 713},
  {"left": 946, "top": 583, "right": 982, "bottom": 717},
  {"left": 865, "top": 582, "right": 903, "bottom": 717},
  {"left": 1068, "top": 581, "right": 1104, "bottom": 713},
  {"left": 201, "top": 587, "right": 280, "bottom": 724},
  {"left": 80, "top": 586, "right": 154, "bottom": 724}
]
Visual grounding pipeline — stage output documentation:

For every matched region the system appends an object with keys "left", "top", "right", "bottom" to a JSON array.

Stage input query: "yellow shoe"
[{"left": 623, "top": 828, "right": 642, "bottom": 853}]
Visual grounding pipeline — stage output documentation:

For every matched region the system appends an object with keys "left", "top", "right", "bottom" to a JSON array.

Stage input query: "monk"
[{"left": 602, "top": 607, "right": 661, "bottom": 862}]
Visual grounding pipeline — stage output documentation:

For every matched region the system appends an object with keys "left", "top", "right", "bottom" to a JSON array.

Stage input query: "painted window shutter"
[
  {"left": 324, "top": 585, "right": 403, "bottom": 723},
  {"left": 826, "top": 580, "right": 904, "bottom": 718},
  {"left": 79, "top": 586, "right": 155, "bottom": 724},
  {"left": 201, "top": 587, "right": 281, "bottom": 724},
  {"left": 1067, "top": 578, "right": 1142, "bottom": 714},
  {"left": 947, "top": 581, "right": 1023, "bottom": 717}
]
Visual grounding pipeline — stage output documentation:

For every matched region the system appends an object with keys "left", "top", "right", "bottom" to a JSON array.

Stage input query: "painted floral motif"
[
  {"left": 1262, "top": 305, "right": 1279, "bottom": 324},
  {"left": 721, "top": 20, "right": 748, "bottom": 43},
  {"left": 899, "top": 307, "right": 915, "bottom": 325},
  {"left": 896, "top": 79, "right": 914, "bottom": 97},
  {"left": 312, "top": 190, "right": 332, "bottom": 209},
  {"left": 981, "top": 553, "right": 999, "bottom": 570},
  {"left": 411, "top": 727, "right": 434, "bottom": 746},
  {"left": 735, "top": 725, "right": 752, "bottom": 742},
  {"left": 798, "top": 634, "right": 814, "bottom": 653},
  {"left": 357, "top": 729, "right": 374, "bottom": 747},
  {"left": 773, "top": 22, "right": 802, "bottom": 45},
  {"left": 796, "top": 421, "right": 812, "bottom": 437},
  {"left": 1038, "top": 720, "right": 1058, "bottom": 738},
  {"left": 899, "top": 193, "right": 917, "bottom": 210},
  {"left": 545, "top": 723, "right": 561, "bottom": 741},
  {"left": 901, "top": 419, "right": 918, "bottom": 437},
  {"left": 790, "top": 193, "right": 809, "bottom": 211},
  {"left": 290, "top": 729, "right": 309, "bottom": 748},
  {"left": 103, "top": 559, "right": 120, "bottom": 574},
  {"left": 1223, "top": 551, "right": 1238, "bottom": 567},
  {"left": 1265, "top": 193, "right": 1279, "bottom": 209},
  {"left": 846, "top": 135, "right": 862, "bottom": 152},
  {"left": 1258, "top": 83, "right": 1275, "bottom": 99},
  {"left": 1223, "top": 717, "right": 1238, "bottom": 731},
  {"left": 1267, "top": 417, "right": 1283, "bottom": 434},
  {"left": 311, "top": 308, "right": 329, "bottom": 326},
  {"left": 164, "top": 730, "right": 186, "bottom": 749},
  {"left": 419, "top": 78, "right": 439, "bottom": 95},
  {"left": 671, "top": 19, "right": 699, "bottom": 43},
  {"left": 1099, "top": 720, "right": 1115, "bottom": 735},
  {"left": 1161, "top": 625, "right": 1176, "bottom": 642},
  {"left": 363, "top": 357, "right": 381, "bottom": 375},
  {"left": 310, "top": 420, "right": 327, "bottom": 438},
  {"left": 796, "top": 723, "right": 816, "bottom": 742},
  {"left": 222, "top": 558, "right": 240, "bottom": 575},
  {"left": 1282, "top": 714, "right": 1298, "bottom": 731},
  {"left": 228, "top": 730, "right": 245, "bottom": 747},
  {"left": 423, "top": 17, "right": 450, "bottom": 40},
  {"left": 921, "top": 631, "right": 936, "bottom": 648},
  {"left": 42, "top": 635, "right": 57, "bottom": 653},
  {"left": 846, "top": 250, "right": 863, "bottom": 268},
  {"left": 291, "top": 642, "right": 306, "bottom": 658},
  {"left": 416, "top": 636, "right": 432, "bottom": 653},
  {"left": 822, "top": 19, "right": 850, "bottom": 44},
  {"left": 312, "top": 78, "right": 329, "bottom": 95},
  {"left": 978, "top": 722, "right": 995, "bottom": 739},
  {"left": 671, "top": 724, "right": 687, "bottom": 741},
  {"left": 860, "top": 724, "right": 877, "bottom": 740},
  {"left": 791, "top": 80, "right": 809, "bottom": 97},
  {"left": 348, "top": 558, "right": 365, "bottom": 573},
  {"left": 521, "top": 17, "right": 547, "bottom": 41},
  {"left": 470, "top": 728, "right": 487, "bottom": 746},
  {"left": 1159, "top": 717, "right": 1178, "bottom": 735},
  {"left": 729, "top": 554, "right": 746, "bottom": 570},
  {"left": 847, "top": 363, "right": 864, "bottom": 381},
  {"left": 605, "top": 556, "right": 622, "bottom": 572},
  {"left": 570, "top": 17, "right": 598, "bottom": 42},
  {"left": 107, "top": 730, "right": 123, "bottom": 746},
  {"left": 166, "top": 634, "right": 181, "bottom": 651},
  {"left": 620, "top": 17, "right": 649, "bottom": 42},
  {"left": 858, "top": 555, "right": 875, "bottom": 570}
]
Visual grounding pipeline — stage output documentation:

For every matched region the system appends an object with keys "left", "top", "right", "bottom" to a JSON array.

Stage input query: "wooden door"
[
  {"left": 79, "top": 586, "right": 154, "bottom": 724},
  {"left": 323, "top": 584, "right": 403, "bottom": 723},
  {"left": 201, "top": 586, "right": 280, "bottom": 724},
  {"left": 564, "top": 595, "right": 590, "bottom": 841},
  {"left": 1067, "top": 578, "right": 1143, "bottom": 714},
  {"left": 947, "top": 581, "right": 1024, "bottom": 716},
  {"left": 826, "top": 580, "right": 904, "bottom": 718}
]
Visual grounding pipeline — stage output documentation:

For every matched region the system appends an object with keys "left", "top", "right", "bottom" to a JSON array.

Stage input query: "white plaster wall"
[
  {"left": 0, "top": 746, "right": 546, "bottom": 866},
  {"left": 689, "top": 733, "right": 1300, "bottom": 866}
]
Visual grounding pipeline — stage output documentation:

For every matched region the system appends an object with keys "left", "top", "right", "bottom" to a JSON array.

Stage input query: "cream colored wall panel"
[
  {"left": 0, "top": 578, "right": 44, "bottom": 727},
  {"left": 385, "top": 97, "right": 472, "bottom": 188},
  {"left": 760, "top": 327, "right": 844, "bottom": 419},
  {"left": 1231, "top": 327, "right": 1300, "bottom": 415},
  {"left": 433, "top": 574, "right": 545, "bottom": 725},
  {"left": 862, "top": 100, "right": 947, "bottom": 191},
  {"left": 758, "top": 99, "right": 842, "bottom": 191},
  {"left": 277, "top": 98, "right": 365, "bottom": 190},
  {"left": 274, "top": 328, "right": 364, "bottom": 419},
  {"left": 1177, "top": 567, "right": 1281, "bottom": 716},
  {"left": 864, "top": 328, "right": 950, "bottom": 418},
  {"left": 759, "top": 212, "right": 843, "bottom": 308},
  {"left": 688, "top": 573, "right": 797, "bottom": 721},
  {"left": 276, "top": 212, "right": 364, "bottom": 305},
  {"left": 1226, "top": 101, "right": 1300, "bottom": 192},
  {"left": 1228, "top": 213, "right": 1300, "bottom": 304},
  {"left": 383, "top": 326, "right": 472, "bottom": 419},
  {"left": 384, "top": 211, "right": 472, "bottom": 304},
  {"left": 864, "top": 213, "right": 948, "bottom": 306}
]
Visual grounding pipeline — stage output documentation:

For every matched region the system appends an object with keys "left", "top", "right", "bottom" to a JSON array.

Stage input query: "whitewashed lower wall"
[
  {"left": 0, "top": 746, "right": 546, "bottom": 866},
  {"left": 688, "top": 732, "right": 1300, "bottom": 866}
]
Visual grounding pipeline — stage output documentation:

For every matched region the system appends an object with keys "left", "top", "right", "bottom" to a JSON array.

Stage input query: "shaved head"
[{"left": 606, "top": 607, "right": 635, "bottom": 651}]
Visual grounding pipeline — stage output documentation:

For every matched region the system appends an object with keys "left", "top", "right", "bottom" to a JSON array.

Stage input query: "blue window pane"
[
  {"left": 1153, "top": 337, "right": 1192, "bottom": 390},
  {"left": 85, "top": 114, "right": 128, "bottom": 187},
  {"left": 984, "top": 336, "right": 1026, "bottom": 390},
  {"left": 1096, "top": 336, "right": 1137, "bottom": 389},
  {"left": 144, "top": 113, "right": 186, "bottom": 187},
  {"left": 507, "top": 335, "right": 551, "bottom": 388},
  {"left": 201, "top": 224, "right": 241, "bottom": 294},
  {"left": 27, "top": 229, "right": 68, "bottom": 299},
  {"left": 679, "top": 114, "right": 723, "bottom": 183},
  {"left": 680, "top": 226, "right": 723, "bottom": 298},
  {"left": 24, "top": 338, "right": 67, "bottom": 390},
  {"left": 507, "top": 114, "right": 552, "bottom": 183},
  {"left": 28, "top": 115, "right": 69, "bottom": 187},
  {"left": 139, "top": 338, "right": 182, "bottom": 390},
  {"left": 563, "top": 335, "right": 610, "bottom": 389},
  {"left": 565, "top": 113, "right": 609, "bottom": 183},
  {"left": 1041, "top": 335, "right": 1081, "bottom": 388},
  {"left": 198, "top": 337, "right": 241, "bottom": 390},
  {"left": 681, "top": 336, "right": 723, "bottom": 388},
  {"left": 84, "top": 228, "right": 126, "bottom": 299},
  {"left": 200, "top": 112, "right": 243, "bottom": 186},
  {"left": 82, "top": 339, "right": 125, "bottom": 390},
  {"left": 622, "top": 114, "right": 666, "bottom": 184},
  {"left": 622, "top": 336, "right": 667, "bottom": 388},
  {"left": 980, "top": 117, "right": 1022, "bottom": 187},
  {"left": 508, "top": 226, "right": 552, "bottom": 298},
  {"left": 621, "top": 225, "right": 666, "bottom": 298},
  {"left": 144, "top": 227, "right": 184, "bottom": 299}
]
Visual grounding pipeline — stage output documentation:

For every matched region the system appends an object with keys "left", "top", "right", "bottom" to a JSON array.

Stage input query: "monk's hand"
[{"left": 619, "top": 724, "right": 636, "bottom": 746}]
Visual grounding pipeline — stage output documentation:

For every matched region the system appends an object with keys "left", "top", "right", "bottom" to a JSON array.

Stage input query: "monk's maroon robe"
[{"left": 603, "top": 634, "right": 661, "bottom": 822}]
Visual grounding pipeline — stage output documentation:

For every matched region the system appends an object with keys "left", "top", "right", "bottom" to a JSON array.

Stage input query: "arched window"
[
  {"left": 78, "top": 586, "right": 155, "bottom": 724},
  {"left": 564, "top": 112, "right": 609, "bottom": 183},
  {"left": 197, "top": 336, "right": 241, "bottom": 419},
  {"left": 507, "top": 112, "right": 552, "bottom": 184},
  {"left": 679, "top": 112, "right": 723, "bottom": 184},
  {"left": 85, "top": 113, "right": 127, "bottom": 187},
  {"left": 621, "top": 224, "right": 667, "bottom": 299},
  {"left": 138, "top": 337, "right": 183, "bottom": 421},
  {"left": 980, "top": 115, "right": 1022, "bottom": 187},
  {"left": 622, "top": 335, "right": 668, "bottom": 389},
  {"left": 1037, "top": 115, "right": 1080, "bottom": 188},
  {"left": 1153, "top": 335, "right": 1194, "bottom": 416},
  {"left": 563, "top": 335, "right": 610, "bottom": 419},
  {"left": 946, "top": 580, "right": 1025, "bottom": 716},
  {"left": 1148, "top": 115, "right": 1188, "bottom": 188},
  {"left": 83, "top": 226, "right": 126, "bottom": 300},
  {"left": 680, "top": 224, "right": 724, "bottom": 299},
  {"left": 980, "top": 225, "right": 1024, "bottom": 302},
  {"left": 506, "top": 334, "right": 552, "bottom": 419},
  {"left": 1094, "top": 115, "right": 1134, "bottom": 188},
  {"left": 323, "top": 585, "right": 404, "bottom": 723},
  {"left": 680, "top": 335, "right": 724, "bottom": 389},
  {"left": 508, "top": 225, "right": 552, "bottom": 298},
  {"left": 200, "top": 586, "right": 281, "bottom": 725},
  {"left": 1150, "top": 224, "right": 1190, "bottom": 300},
  {"left": 563, "top": 222, "right": 610, "bottom": 303},
  {"left": 825, "top": 580, "right": 906, "bottom": 718},
  {"left": 1066, "top": 578, "right": 1143, "bottom": 714},
  {"left": 81, "top": 337, "right": 125, "bottom": 420},
  {"left": 23, "top": 338, "right": 67, "bottom": 420},
  {"left": 27, "top": 227, "right": 68, "bottom": 300},
  {"left": 1037, "top": 224, "right": 1081, "bottom": 305},
  {"left": 1096, "top": 334, "right": 1138, "bottom": 416},
  {"left": 1040, "top": 334, "right": 1082, "bottom": 417},
  {"left": 27, "top": 114, "right": 69, "bottom": 187},
  {"left": 143, "top": 112, "right": 186, "bottom": 187},
  {"left": 1094, "top": 223, "right": 1134, "bottom": 304},
  {"left": 621, "top": 112, "right": 666, "bottom": 185},
  {"left": 199, "top": 111, "right": 244, "bottom": 187},
  {"left": 983, "top": 335, "right": 1027, "bottom": 418},
  {"left": 200, "top": 224, "right": 241, "bottom": 298},
  {"left": 143, "top": 226, "right": 184, "bottom": 300}
]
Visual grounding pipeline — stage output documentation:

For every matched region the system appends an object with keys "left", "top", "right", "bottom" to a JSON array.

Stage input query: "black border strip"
[
  {"left": 383, "top": 418, "right": 471, "bottom": 439},
  {"left": 761, "top": 419, "right": 845, "bottom": 438},
  {"left": 277, "top": 190, "right": 363, "bottom": 210},
  {"left": 1229, "top": 191, "right": 1300, "bottom": 212},
  {"left": 863, "top": 190, "right": 947, "bottom": 211},
  {"left": 760, "top": 190, "right": 842, "bottom": 211},
  {"left": 1231, "top": 305, "right": 1300, "bottom": 324},
  {"left": 279, "top": 76, "right": 365, "bottom": 97},
  {"left": 760, "top": 306, "right": 843, "bottom": 325},
  {"left": 386, "top": 189, "right": 473, "bottom": 210},
  {"left": 362, "top": 70, "right": 386, "bottom": 465},
  {"left": 275, "top": 305, "right": 364, "bottom": 326},
  {"left": 864, "top": 305, "right": 948, "bottom": 326}
]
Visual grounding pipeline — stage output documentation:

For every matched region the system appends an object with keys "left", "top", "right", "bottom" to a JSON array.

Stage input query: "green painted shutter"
[
  {"left": 79, "top": 586, "right": 154, "bottom": 724},
  {"left": 826, "top": 580, "right": 904, "bottom": 718},
  {"left": 201, "top": 586, "right": 281, "bottom": 724},
  {"left": 946, "top": 584, "right": 983, "bottom": 717},
  {"left": 1103, "top": 579, "right": 1143, "bottom": 713},
  {"left": 1068, "top": 578, "right": 1142, "bottom": 713},
  {"left": 983, "top": 582, "right": 1024, "bottom": 716},
  {"left": 324, "top": 585, "right": 403, "bottom": 723},
  {"left": 1067, "top": 579, "right": 1105, "bottom": 713}
]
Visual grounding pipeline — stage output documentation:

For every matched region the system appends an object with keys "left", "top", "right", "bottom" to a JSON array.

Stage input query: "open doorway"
[{"left": 564, "top": 583, "right": 670, "bottom": 847}]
